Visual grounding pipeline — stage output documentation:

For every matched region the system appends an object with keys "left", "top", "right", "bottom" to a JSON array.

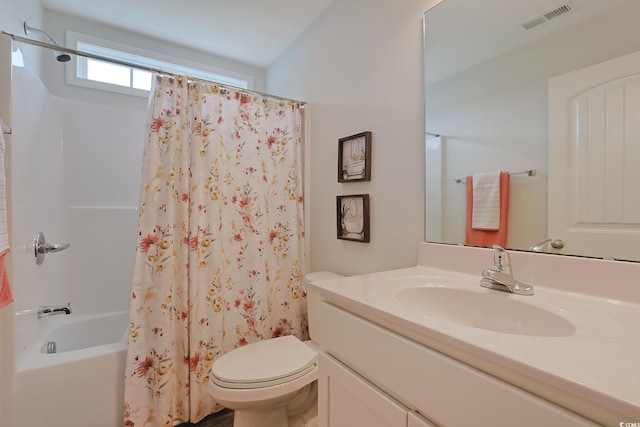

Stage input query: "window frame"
[{"left": 65, "top": 31, "right": 254, "bottom": 98}]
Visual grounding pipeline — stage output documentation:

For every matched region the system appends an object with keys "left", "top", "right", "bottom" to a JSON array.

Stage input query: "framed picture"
[
  {"left": 336, "top": 194, "right": 370, "bottom": 242},
  {"left": 338, "top": 131, "right": 371, "bottom": 182}
]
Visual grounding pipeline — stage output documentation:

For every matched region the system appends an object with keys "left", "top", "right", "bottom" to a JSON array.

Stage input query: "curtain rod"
[
  {"left": 453, "top": 168, "right": 536, "bottom": 183},
  {"left": 1, "top": 30, "right": 306, "bottom": 106}
]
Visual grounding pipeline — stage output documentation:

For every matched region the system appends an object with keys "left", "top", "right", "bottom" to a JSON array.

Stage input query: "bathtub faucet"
[{"left": 37, "top": 302, "right": 72, "bottom": 318}]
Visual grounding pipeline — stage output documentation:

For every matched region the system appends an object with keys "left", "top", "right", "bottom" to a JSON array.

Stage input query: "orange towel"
[
  {"left": 0, "top": 122, "right": 9, "bottom": 309},
  {"left": 0, "top": 249, "right": 12, "bottom": 309},
  {"left": 465, "top": 172, "right": 510, "bottom": 248}
]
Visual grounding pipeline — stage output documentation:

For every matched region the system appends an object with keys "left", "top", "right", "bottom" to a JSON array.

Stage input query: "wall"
[
  {"left": 426, "top": 0, "right": 640, "bottom": 251},
  {"left": 0, "top": 35, "right": 15, "bottom": 427},
  {"left": 61, "top": 99, "right": 143, "bottom": 314},
  {"left": 43, "top": 9, "right": 267, "bottom": 108},
  {"left": 10, "top": 62, "right": 144, "bottom": 352},
  {"left": 0, "top": 0, "right": 43, "bottom": 72},
  {"left": 267, "top": 0, "right": 441, "bottom": 276},
  {"left": 0, "top": 1, "right": 42, "bottom": 423},
  {"left": 9, "top": 60, "right": 68, "bottom": 354}
]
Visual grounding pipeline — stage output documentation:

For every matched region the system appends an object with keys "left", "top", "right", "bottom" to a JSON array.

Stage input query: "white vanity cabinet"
[
  {"left": 318, "top": 352, "right": 415, "bottom": 426},
  {"left": 408, "top": 412, "right": 437, "bottom": 427},
  {"left": 318, "top": 350, "right": 438, "bottom": 426},
  {"left": 311, "top": 300, "right": 598, "bottom": 427}
]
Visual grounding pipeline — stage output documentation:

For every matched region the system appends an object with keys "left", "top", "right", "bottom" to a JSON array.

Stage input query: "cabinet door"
[
  {"left": 408, "top": 412, "right": 438, "bottom": 427},
  {"left": 318, "top": 352, "right": 407, "bottom": 427}
]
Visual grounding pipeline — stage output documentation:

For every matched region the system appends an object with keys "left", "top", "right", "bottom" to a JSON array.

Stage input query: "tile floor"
[{"left": 178, "top": 409, "right": 234, "bottom": 427}]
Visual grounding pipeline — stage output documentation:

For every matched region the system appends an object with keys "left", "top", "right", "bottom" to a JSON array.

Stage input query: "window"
[{"left": 65, "top": 31, "right": 253, "bottom": 97}]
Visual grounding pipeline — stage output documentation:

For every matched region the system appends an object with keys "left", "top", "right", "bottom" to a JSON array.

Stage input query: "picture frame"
[
  {"left": 336, "top": 194, "right": 370, "bottom": 242},
  {"left": 338, "top": 131, "right": 372, "bottom": 182}
]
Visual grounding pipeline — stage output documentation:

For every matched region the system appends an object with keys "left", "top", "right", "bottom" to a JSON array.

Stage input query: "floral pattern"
[{"left": 124, "top": 76, "right": 306, "bottom": 426}]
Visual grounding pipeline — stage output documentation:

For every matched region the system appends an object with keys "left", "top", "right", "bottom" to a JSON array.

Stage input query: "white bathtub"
[{"left": 15, "top": 311, "right": 128, "bottom": 427}]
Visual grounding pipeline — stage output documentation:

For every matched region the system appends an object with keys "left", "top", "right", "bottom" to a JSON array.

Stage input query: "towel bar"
[{"left": 454, "top": 168, "right": 536, "bottom": 183}]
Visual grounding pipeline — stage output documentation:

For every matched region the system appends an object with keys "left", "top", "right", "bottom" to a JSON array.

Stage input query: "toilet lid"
[{"left": 210, "top": 335, "right": 317, "bottom": 389}]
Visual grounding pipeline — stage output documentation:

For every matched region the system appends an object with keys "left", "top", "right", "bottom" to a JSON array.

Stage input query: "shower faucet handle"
[
  {"left": 33, "top": 232, "right": 70, "bottom": 265},
  {"left": 38, "top": 242, "right": 71, "bottom": 253}
]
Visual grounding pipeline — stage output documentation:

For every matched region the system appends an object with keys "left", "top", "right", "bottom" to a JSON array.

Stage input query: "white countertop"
[{"left": 308, "top": 264, "right": 640, "bottom": 422}]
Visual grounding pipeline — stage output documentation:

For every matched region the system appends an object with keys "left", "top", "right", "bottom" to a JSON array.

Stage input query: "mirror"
[{"left": 424, "top": 0, "right": 640, "bottom": 261}]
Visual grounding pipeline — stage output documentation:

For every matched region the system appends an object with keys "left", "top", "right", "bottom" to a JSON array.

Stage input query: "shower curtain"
[{"left": 123, "top": 75, "right": 307, "bottom": 427}]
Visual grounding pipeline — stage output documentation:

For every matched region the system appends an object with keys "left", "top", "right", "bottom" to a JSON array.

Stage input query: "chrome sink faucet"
[
  {"left": 481, "top": 246, "right": 534, "bottom": 296},
  {"left": 37, "top": 302, "right": 72, "bottom": 318}
]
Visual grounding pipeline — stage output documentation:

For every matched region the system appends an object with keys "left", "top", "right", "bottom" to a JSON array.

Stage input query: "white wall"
[
  {"left": 0, "top": 36, "right": 15, "bottom": 427},
  {"left": 8, "top": 52, "right": 141, "bottom": 359},
  {"left": 9, "top": 63, "right": 68, "bottom": 355},
  {"left": 61, "top": 99, "right": 143, "bottom": 315},
  {"left": 0, "top": 1, "right": 42, "bottom": 423},
  {"left": 267, "top": 0, "right": 441, "bottom": 276},
  {"left": 43, "top": 9, "right": 267, "bottom": 108},
  {"left": 0, "top": 0, "right": 43, "bottom": 73}
]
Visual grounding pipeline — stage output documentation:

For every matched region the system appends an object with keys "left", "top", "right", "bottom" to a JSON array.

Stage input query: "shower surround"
[{"left": 9, "top": 49, "right": 142, "bottom": 425}]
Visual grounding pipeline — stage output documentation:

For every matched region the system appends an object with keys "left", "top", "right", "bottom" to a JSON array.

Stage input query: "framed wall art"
[
  {"left": 336, "top": 194, "right": 370, "bottom": 242},
  {"left": 338, "top": 131, "right": 371, "bottom": 182}
]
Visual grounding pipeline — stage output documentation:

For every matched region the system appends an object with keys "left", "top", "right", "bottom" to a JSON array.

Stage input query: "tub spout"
[{"left": 37, "top": 302, "right": 72, "bottom": 318}]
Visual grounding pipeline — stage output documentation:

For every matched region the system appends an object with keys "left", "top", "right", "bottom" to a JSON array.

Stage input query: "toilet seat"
[{"left": 211, "top": 335, "right": 317, "bottom": 389}]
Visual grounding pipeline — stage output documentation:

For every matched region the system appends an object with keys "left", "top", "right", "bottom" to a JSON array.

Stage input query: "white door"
[{"left": 548, "top": 49, "right": 640, "bottom": 260}]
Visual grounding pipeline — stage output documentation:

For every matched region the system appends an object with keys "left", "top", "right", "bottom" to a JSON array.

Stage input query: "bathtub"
[{"left": 15, "top": 311, "right": 128, "bottom": 427}]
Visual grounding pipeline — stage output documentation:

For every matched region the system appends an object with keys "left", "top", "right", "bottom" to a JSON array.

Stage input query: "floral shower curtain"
[{"left": 124, "top": 75, "right": 307, "bottom": 427}]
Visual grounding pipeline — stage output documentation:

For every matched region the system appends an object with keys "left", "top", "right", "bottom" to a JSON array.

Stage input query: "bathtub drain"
[{"left": 46, "top": 341, "right": 57, "bottom": 354}]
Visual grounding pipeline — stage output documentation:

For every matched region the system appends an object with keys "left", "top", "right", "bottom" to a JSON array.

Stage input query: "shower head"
[
  {"left": 23, "top": 21, "right": 72, "bottom": 63},
  {"left": 55, "top": 52, "right": 72, "bottom": 63}
]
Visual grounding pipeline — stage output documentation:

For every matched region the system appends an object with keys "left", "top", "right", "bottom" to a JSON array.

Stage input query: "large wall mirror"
[{"left": 424, "top": 0, "right": 640, "bottom": 261}]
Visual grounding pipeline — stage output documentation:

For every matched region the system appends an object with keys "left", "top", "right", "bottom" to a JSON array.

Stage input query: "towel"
[
  {"left": 465, "top": 171, "right": 510, "bottom": 248},
  {"left": 0, "top": 255, "right": 12, "bottom": 309},
  {"left": 471, "top": 171, "right": 501, "bottom": 230},
  {"left": 0, "top": 120, "right": 12, "bottom": 309}
]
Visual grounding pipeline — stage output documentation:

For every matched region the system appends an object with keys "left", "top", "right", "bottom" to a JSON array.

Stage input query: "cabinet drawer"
[{"left": 314, "top": 302, "right": 596, "bottom": 427}]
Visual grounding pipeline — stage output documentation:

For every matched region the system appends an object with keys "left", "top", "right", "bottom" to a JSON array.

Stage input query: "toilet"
[{"left": 208, "top": 272, "right": 343, "bottom": 427}]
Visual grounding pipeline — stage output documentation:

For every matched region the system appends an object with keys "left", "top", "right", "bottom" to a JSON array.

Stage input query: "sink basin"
[{"left": 395, "top": 286, "right": 576, "bottom": 337}]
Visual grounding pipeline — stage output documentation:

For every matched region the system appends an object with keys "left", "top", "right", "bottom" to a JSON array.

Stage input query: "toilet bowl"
[{"left": 208, "top": 271, "right": 343, "bottom": 427}]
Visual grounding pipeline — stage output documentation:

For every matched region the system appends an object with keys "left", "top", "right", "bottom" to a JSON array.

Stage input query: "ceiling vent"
[{"left": 520, "top": 2, "right": 574, "bottom": 30}]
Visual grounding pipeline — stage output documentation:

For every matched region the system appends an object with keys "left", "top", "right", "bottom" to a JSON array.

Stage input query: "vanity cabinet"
[
  {"left": 312, "top": 301, "right": 598, "bottom": 427},
  {"left": 408, "top": 412, "right": 437, "bottom": 427},
  {"left": 318, "top": 352, "right": 417, "bottom": 426}
]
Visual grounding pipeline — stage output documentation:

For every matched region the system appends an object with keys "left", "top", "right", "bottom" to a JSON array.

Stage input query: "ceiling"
[
  {"left": 41, "top": 0, "right": 336, "bottom": 68},
  {"left": 424, "top": 0, "right": 628, "bottom": 85}
]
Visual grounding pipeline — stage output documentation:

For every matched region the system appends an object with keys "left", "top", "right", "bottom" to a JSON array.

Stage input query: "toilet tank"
[
  {"left": 305, "top": 272, "right": 344, "bottom": 342},
  {"left": 305, "top": 271, "right": 343, "bottom": 284}
]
